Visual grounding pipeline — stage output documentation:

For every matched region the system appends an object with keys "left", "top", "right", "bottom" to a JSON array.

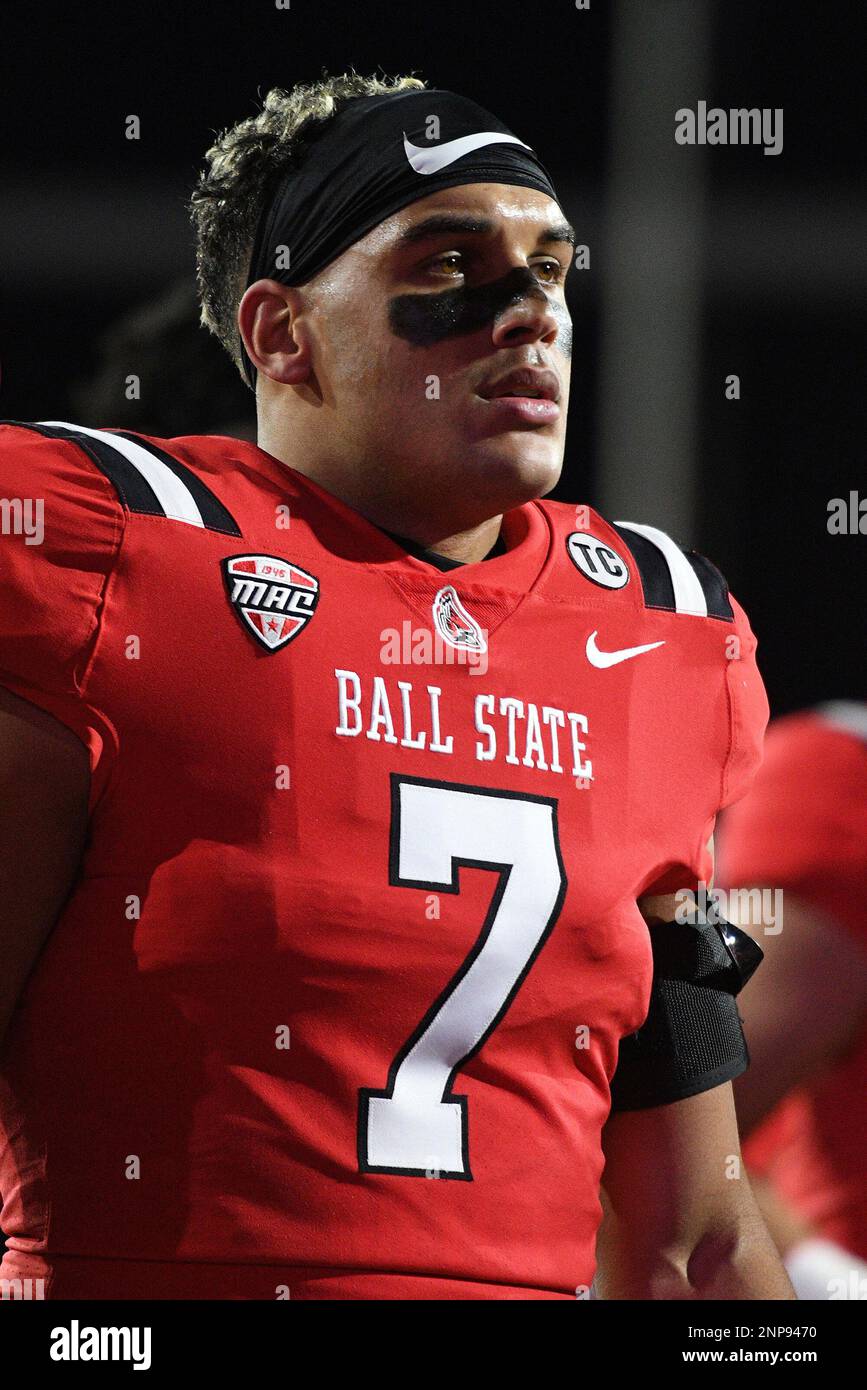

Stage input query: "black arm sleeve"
[{"left": 609, "top": 916, "right": 763, "bottom": 1113}]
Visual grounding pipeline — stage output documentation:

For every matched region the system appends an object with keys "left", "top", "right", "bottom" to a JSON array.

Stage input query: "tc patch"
[
  {"left": 566, "top": 532, "right": 630, "bottom": 590},
  {"left": 222, "top": 554, "right": 320, "bottom": 651}
]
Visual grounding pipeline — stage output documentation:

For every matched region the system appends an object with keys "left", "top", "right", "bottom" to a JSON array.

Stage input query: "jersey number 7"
[{"left": 358, "top": 775, "right": 567, "bottom": 1180}]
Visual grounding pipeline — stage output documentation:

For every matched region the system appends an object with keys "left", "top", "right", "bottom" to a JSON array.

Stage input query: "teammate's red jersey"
[
  {"left": 717, "top": 705, "right": 867, "bottom": 1259},
  {"left": 0, "top": 421, "right": 768, "bottom": 1299}
]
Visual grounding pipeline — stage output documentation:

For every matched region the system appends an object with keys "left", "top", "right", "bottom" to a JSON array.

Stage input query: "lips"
[{"left": 478, "top": 367, "right": 561, "bottom": 404}]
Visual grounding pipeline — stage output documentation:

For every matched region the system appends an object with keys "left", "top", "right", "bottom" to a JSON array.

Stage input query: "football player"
[
  {"left": 0, "top": 72, "right": 793, "bottom": 1299},
  {"left": 718, "top": 701, "right": 867, "bottom": 1299}
]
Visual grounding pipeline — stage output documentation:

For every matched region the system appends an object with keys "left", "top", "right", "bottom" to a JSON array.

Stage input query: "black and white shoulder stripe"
[
  {"left": 6, "top": 420, "right": 242, "bottom": 537},
  {"left": 612, "top": 520, "right": 734, "bottom": 620}
]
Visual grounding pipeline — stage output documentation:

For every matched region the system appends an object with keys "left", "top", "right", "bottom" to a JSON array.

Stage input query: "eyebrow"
[{"left": 396, "top": 213, "right": 577, "bottom": 250}]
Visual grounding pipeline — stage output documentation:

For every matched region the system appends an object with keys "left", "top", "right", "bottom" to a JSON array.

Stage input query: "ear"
[{"left": 238, "top": 278, "right": 313, "bottom": 386}]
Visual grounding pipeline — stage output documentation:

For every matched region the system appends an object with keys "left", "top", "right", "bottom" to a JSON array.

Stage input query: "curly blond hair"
[{"left": 189, "top": 71, "right": 428, "bottom": 380}]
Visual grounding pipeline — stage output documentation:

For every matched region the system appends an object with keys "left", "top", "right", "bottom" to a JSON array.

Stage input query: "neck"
[
  {"left": 394, "top": 516, "right": 504, "bottom": 565},
  {"left": 257, "top": 420, "right": 504, "bottom": 565}
]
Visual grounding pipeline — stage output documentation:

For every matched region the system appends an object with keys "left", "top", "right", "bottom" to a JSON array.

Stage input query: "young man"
[{"left": 0, "top": 73, "right": 793, "bottom": 1299}]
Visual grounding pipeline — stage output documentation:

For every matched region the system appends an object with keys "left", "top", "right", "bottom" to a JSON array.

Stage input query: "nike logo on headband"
[{"left": 403, "top": 131, "right": 532, "bottom": 175}]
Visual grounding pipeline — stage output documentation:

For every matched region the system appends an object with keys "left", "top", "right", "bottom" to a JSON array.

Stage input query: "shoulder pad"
[{"left": 0, "top": 420, "right": 241, "bottom": 536}]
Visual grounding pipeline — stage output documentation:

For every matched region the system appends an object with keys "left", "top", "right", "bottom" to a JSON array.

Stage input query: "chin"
[{"left": 471, "top": 434, "right": 564, "bottom": 505}]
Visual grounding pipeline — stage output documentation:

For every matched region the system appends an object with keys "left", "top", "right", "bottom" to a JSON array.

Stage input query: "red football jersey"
[
  {"left": 0, "top": 421, "right": 768, "bottom": 1299},
  {"left": 717, "top": 705, "right": 867, "bottom": 1258}
]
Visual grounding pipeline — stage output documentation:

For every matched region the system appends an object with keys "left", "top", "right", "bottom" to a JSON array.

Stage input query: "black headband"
[{"left": 240, "top": 88, "right": 561, "bottom": 387}]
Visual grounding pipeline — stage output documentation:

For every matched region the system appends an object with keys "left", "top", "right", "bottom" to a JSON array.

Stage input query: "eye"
[
  {"left": 531, "top": 258, "right": 565, "bottom": 285},
  {"left": 426, "top": 251, "right": 465, "bottom": 278}
]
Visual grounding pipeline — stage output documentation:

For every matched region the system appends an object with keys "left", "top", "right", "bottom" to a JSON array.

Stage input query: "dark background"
[{"left": 1, "top": 0, "right": 864, "bottom": 714}]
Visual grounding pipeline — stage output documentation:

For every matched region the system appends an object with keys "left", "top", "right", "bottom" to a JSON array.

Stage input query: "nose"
[{"left": 490, "top": 269, "right": 562, "bottom": 350}]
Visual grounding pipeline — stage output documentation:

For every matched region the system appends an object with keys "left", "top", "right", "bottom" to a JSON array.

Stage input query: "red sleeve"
[
  {"left": 639, "top": 588, "right": 770, "bottom": 897},
  {"left": 717, "top": 709, "right": 867, "bottom": 945},
  {"left": 691, "top": 590, "right": 770, "bottom": 889},
  {"left": 0, "top": 423, "right": 122, "bottom": 809},
  {"left": 719, "top": 592, "right": 771, "bottom": 812}
]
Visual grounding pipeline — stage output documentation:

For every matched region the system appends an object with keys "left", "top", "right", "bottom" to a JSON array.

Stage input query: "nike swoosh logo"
[
  {"left": 403, "top": 130, "right": 531, "bottom": 176},
  {"left": 586, "top": 630, "right": 666, "bottom": 668}
]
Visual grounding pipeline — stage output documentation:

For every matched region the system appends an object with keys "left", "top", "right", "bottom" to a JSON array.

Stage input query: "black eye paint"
[{"left": 388, "top": 265, "right": 573, "bottom": 359}]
